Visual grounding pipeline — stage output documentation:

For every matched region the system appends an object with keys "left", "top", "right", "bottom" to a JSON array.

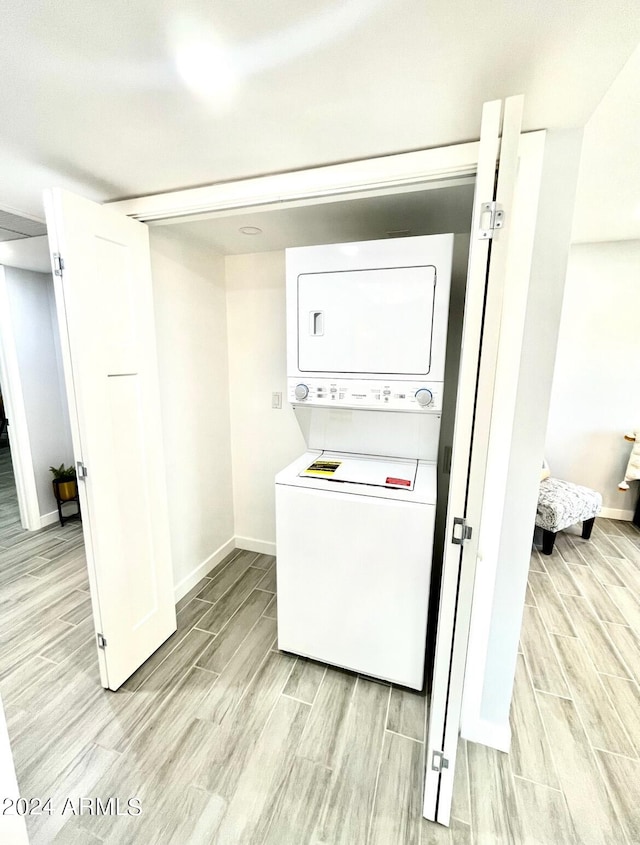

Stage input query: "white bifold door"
[
  {"left": 44, "top": 190, "right": 176, "bottom": 691},
  {"left": 423, "top": 96, "right": 530, "bottom": 824}
]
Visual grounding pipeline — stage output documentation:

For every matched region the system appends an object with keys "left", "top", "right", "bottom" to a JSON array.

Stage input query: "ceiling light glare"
[
  {"left": 174, "top": 29, "right": 237, "bottom": 106},
  {"left": 239, "top": 226, "right": 262, "bottom": 235}
]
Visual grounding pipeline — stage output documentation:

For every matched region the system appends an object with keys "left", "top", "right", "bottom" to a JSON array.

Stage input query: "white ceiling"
[{"left": 1, "top": 0, "right": 639, "bottom": 223}]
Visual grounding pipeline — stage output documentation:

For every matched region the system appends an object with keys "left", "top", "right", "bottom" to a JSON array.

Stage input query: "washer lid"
[{"left": 299, "top": 451, "right": 417, "bottom": 491}]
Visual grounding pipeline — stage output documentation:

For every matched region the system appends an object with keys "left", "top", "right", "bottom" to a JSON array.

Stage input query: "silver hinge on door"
[
  {"left": 97, "top": 633, "right": 107, "bottom": 649},
  {"left": 53, "top": 253, "right": 65, "bottom": 276},
  {"left": 76, "top": 461, "right": 88, "bottom": 480},
  {"left": 431, "top": 750, "right": 449, "bottom": 773},
  {"left": 452, "top": 517, "right": 472, "bottom": 545},
  {"left": 478, "top": 201, "right": 505, "bottom": 239}
]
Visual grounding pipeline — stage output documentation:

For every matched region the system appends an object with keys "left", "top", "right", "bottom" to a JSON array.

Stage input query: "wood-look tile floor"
[{"left": 0, "top": 471, "right": 638, "bottom": 843}]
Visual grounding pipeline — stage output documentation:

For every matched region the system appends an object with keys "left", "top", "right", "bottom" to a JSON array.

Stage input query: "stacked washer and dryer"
[{"left": 275, "top": 234, "right": 453, "bottom": 690}]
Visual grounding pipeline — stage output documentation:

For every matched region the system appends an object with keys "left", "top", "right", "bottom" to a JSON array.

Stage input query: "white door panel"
[
  {"left": 44, "top": 188, "right": 176, "bottom": 691},
  {"left": 423, "top": 96, "right": 526, "bottom": 824}
]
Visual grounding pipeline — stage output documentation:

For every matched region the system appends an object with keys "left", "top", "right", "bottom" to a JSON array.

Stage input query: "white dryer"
[
  {"left": 276, "top": 233, "right": 453, "bottom": 690},
  {"left": 276, "top": 451, "right": 437, "bottom": 689}
]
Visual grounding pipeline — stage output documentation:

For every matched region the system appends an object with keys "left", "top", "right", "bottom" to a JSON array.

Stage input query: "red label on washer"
[{"left": 386, "top": 477, "right": 411, "bottom": 487}]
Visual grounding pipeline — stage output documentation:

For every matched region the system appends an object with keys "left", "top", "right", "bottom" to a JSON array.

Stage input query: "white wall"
[
  {"left": 3, "top": 267, "right": 74, "bottom": 522},
  {"left": 544, "top": 240, "right": 640, "bottom": 518},
  {"left": 225, "top": 251, "right": 306, "bottom": 551},
  {"left": 149, "top": 229, "right": 235, "bottom": 597}
]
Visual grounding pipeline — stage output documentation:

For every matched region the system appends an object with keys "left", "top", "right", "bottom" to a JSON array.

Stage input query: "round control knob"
[
  {"left": 294, "top": 383, "right": 309, "bottom": 401},
  {"left": 415, "top": 388, "right": 433, "bottom": 408}
]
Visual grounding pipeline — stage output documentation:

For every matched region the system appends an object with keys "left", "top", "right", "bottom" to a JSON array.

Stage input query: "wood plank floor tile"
[
  {"left": 524, "top": 580, "right": 536, "bottom": 606},
  {"left": 552, "top": 633, "right": 635, "bottom": 756},
  {"left": 387, "top": 686, "right": 426, "bottom": 742},
  {"left": 537, "top": 692, "right": 627, "bottom": 845},
  {"left": 0, "top": 617, "right": 77, "bottom": 680},
  {"left": 214, "top": 696, "right": 311, "bottom": 844},
  {"left": 27, "top": 742, "right": 120, "bottom": 845},
  {"left": 596, "top": 750, "right": 640, "bottom": 845},
  {"left": 603, "top": 622, "right": 640, "bottom": 684},
  {"left": 297, "top": 666, "right": 357, "bottom": 769},
  {"left": 566, "top": 565, "right": 628, "bottom": 624},
  {"left": 528, "top": 549, "right": 546, "bottom": 572},
  {"left": 556, "top": 532, "right": 589, "bottom": 564},
  {"left": 256, "top": 564, "right": 277, "bottom": 593},
  {"left": 449, "top": 817, "right": 472, "bottom": 844},
  {"left": 598, "top": 673, "right": 640, "bottom": 756},
  {"left": 467, "top": 741, "right": 522, "bottom": 844},
  {"left": 542, "top": 555, "right": 582, "bottom": 596},
  {"left": 560, "top": 595, "right": 631, "bottom": 678},
  {"left": 252, "top": 552, "right": 276, "bottom": 571},
  {"left": 174, "top": 577, "right": 212, "bottom": 614},
  {"left": 59, "top": 592, "right": 93, "bottom": 626},
  {"left": 584, "top": 548, "right": 627, "bottom": 586},
  {"left": 609, "top": 554, "right": 640, "bottom": 598},
  {"left": 119, "top": 666, "right": 220, "bottom": 780},
  {"left": 605, "top": 584, "right": 640, "bottom": 631},
  {"left": 261, "top": 756, "right": 332, "bottom": 845},
  {"left": 195, "top": 566, "right": 266, "bottom": 634},
  {"left": 319, "top": 677, "right": 390, "bottom": 845},
  {"left": 512, "top": 777, "right": 579, "bottom": 845},
  {"left": 263, "top": 594, "right": 277, "bottom": 619},
  {"left": 420, "top": 818, "right": 452, "bottom": 844},
  {"left": 592, "top": 531, "right": 627, "bottom": 561},
  {"left": 196, "top": 615, "right": 277, "bottom": 725},
  {"left": 194, "top": 650, "right": 297, "bottom": 797},
  {"left": 519, "top": 605, "right": 571, "bottom": 697},
  {"left": 40, "top": 616, "right": 95, "bottom": 663},
  {"left": 196, "top": 588, "right": 273, "bottom": 674},
  {"left": 509, "top": 653, "right": 559, "bottom": 787},
  {"left": 196, "top": 550, "right": 258, "bottom": 603},
  {"left": 528, "top": 570, "right": 576, "bottom": 635},
  {"left": 369, "top": 731, "right": 422, "bottom": 845},
  {"left": 95, "top": 628, "right": 214, "bottom": 752},
  {"left": 608, "top": 534, "right": 640, "bottom": 567},
  {"left": 450, "top": 738, "right": 470, "bottom": 825},
  {"left": 283, "top": 656, "right": 326, "bottom": 704}
]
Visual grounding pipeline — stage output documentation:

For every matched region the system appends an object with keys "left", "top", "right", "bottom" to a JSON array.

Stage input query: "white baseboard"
[
  {"left": 235, "top": 535, "right": 276, "bottom": 556},
  {"left": 600, "top": 507, "right": 634, "bottom": 521},
  {"left": 173, "top": 537, "right": 236, "bottom": 603},
  {"left": 461, "top": 718, "right": 511, "bottom": 752},
  {"left": 40, "top": 510, "right": 60, "bottom": 529}
]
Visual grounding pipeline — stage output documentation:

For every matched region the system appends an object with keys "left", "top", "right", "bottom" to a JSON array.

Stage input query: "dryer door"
[{"left": 297, "top": 264, "right": 435, "bottom": 376}]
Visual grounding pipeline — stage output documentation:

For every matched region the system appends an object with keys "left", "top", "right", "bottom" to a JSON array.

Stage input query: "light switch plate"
[{"left": 272, "top": 392, "right": 282, "bottom": 409}]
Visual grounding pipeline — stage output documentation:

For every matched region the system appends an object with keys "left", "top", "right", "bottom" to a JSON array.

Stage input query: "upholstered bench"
[{"left": 536, "top": 478, "right": 602, "bottom": 555}]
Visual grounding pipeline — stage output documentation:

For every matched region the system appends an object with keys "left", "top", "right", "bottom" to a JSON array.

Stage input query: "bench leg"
[
  {"left": 542, "top": 529, "right": 556, "bottom": 555},
  {"left": 582, "top": 517, "right": 595, "bottom": 540}
]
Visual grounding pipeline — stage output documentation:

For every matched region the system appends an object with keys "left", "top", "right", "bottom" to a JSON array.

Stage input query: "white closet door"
[
  {"left": 423, "top": 96, "right": 524, "bottom": 824},
  {"left": 44, "top": 189, "right": 176, "bottom": 691}
]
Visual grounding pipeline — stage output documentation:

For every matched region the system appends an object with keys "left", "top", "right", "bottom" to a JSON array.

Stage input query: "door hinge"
[
  {"left": 478, "top": 201, "right": 505, "bottom": 239},
  {"left": 53, "top": 253, "right": 65, "bottom": 276},
  {"left": 97, "top": 633, "right": 107, "bottom": 649},
  {"left": 76, "top": 461, "right": 88, "bottom": 480},
  {"left": 452, "top": 516, "right": 472, "bottom": 545},
  {"left": 431, "top": 750, "right": 449, "bottom": 773}
]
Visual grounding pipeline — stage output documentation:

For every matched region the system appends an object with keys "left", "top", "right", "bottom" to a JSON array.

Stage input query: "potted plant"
[{"left": 50, "top": 463, "right": 78, "bottom": 502}]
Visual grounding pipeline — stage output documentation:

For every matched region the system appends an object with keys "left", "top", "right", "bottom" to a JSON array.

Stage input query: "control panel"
[{"left": 287, "top": 378, "right": 443, "bottom": 412}]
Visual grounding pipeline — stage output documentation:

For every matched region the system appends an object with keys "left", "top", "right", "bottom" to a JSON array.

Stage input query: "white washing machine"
[
  {"left": 276, "top": 451, "right": 437, "bottom": 689},
  {"left": 276, "top": 233, "right": 453, "bottom": 690}
]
